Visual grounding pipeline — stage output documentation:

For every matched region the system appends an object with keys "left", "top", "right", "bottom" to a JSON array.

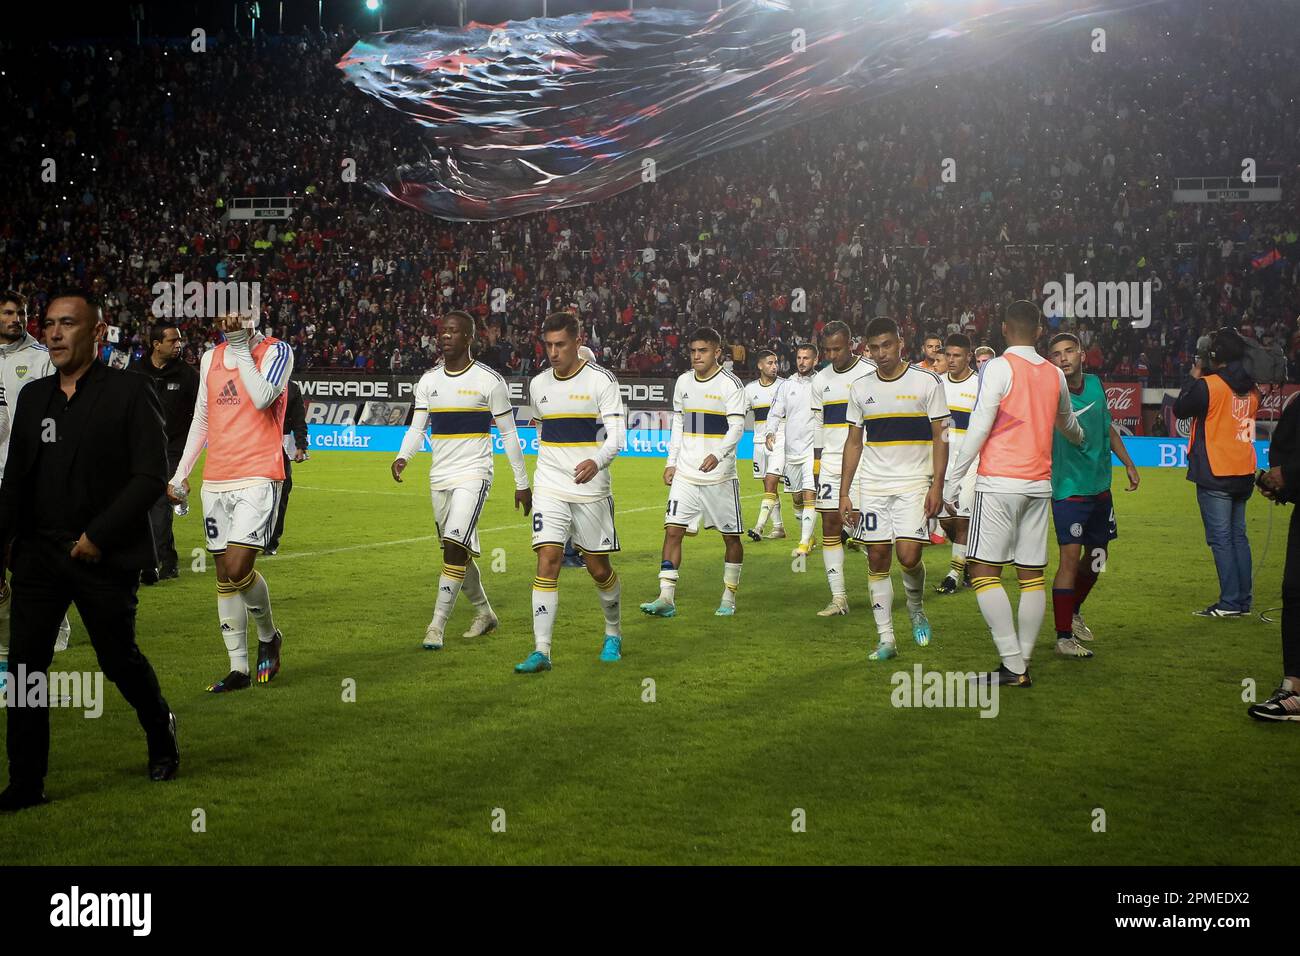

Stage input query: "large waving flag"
[{"left": 339, "top": 0, "right": 1159, "bottom": 221}]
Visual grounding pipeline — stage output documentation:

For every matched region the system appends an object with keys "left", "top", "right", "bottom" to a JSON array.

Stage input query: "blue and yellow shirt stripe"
[
  {"left": 862, "top": 413, "right": 933, "bottom": 445},
  {"left": 539, "top": 414, "right": 602, "bottom": 447},
  {"left": 421, "top": 407, "right": 494, "bottom": 439}
]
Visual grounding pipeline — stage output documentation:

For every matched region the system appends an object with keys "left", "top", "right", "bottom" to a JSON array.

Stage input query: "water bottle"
[{"left": 171, "top": 485, "right": 189, "bottom": 517}]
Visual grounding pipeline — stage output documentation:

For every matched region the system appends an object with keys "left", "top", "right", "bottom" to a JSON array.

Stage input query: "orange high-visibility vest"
[
  {"left": 978, "top": 353, "right": 1061, "bottom": 482},
  {"left": 204, "top": 338, "right": 288, "bottom": 482},
  {"left": 1189, "top": 374, "right": 1258, "bottom": 478}
]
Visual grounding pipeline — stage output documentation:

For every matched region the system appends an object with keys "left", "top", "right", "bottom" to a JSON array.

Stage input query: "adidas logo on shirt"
[
  {"left": 539, "top": 396, "right": 549, "bottom": 404},
  {"left": 215, "top": 379, "right": 241, "bottom": 406},
  {"left": 864, "top": 396, "right": 876, "bottom": 404}
]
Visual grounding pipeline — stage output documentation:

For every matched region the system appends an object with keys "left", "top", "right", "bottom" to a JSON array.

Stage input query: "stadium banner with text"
[
  {"left": 307, "top": 425, "right": 753, "bottom": 458},
  {"left": 294, "top": 373, "right": 674, "bottom": 425},
  {"left": 1103, "top": 380, "right": 1144, "bottom": 435},
  {"left": 305, "top": 425, "right": 1268, "bottom": 468}
]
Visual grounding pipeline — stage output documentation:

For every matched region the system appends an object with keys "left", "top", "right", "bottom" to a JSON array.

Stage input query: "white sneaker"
[
  {"left": 816, "top": 596, "right": 849, "bottom": 617},
  {"left": 54, "top": 617, "right": 71, "bottom": 652},
  {"left": 462, "top": 611, "right": 499, "bottom": 638},
  {"left": 1071, "top": 613, "right": 1094, "bottom": 642},
  {"left": 765, "top": 528, "right": 787, "bottom": 540},
  {"left": 422, "top": 624, "right": 444, "bottom": 651},
  {"left": 1056, "top": 636, "right": 1094, "bottom": 659}
]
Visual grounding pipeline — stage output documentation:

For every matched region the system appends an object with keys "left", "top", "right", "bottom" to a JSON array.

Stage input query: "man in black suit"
[{"left": 0, "top": 290, "right": 179, "bottom": 812}]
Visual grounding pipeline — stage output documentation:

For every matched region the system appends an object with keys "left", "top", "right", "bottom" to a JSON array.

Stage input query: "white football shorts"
[
  {"left": 531, "top": 492, "right": 620, "bottom": 554},
  {"left": 201, "top": 482, "right": 282, "bottom": 553}
]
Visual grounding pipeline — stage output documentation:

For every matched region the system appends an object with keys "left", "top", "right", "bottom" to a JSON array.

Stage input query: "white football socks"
[
  {"left": 432, "top": 562, "right": 466, "bottom": 630},
  {"left": 900, "top": 560, "right": 925, "bottom": 613},
  {"left": 799, "top": 502, "right": 816, "bottom": 547},
  {"left": 721, "top": 562, "right": 742, "bottom": 609},
  {"left": 754, "top": 492, "right": 778, "bottom": 534},
  {"left": 947, "top": 542, "right": 967, "bottom": 582},
  {"left": 658, "top": 566, "right": 679, "bottom": 604},
  {"left": 235, "top": 569, "right": 277, "bottom": 642},
  {"left": 822, "top": 533, "right": 846, "bottom": 598},
  {"left": 531, "top": 575, "right": 558, "bottom": 656},
  {"left": 868, "top": 570, "right": 895, "bottom": 643},
  {"left": 973, "top": 576, "right": 1024, "bottom": 674},
  {"left": 461, "top": 558, "right": 492, "bottom": 612},
  {"left": 595, "top": 569, "right": 622, "bottom": 636},
  {"left": 1017, "top": 574, "right": 1047, "bottom": 663},
  {"left": 216, "top": 586, "right": 249, "bottom": 674}
]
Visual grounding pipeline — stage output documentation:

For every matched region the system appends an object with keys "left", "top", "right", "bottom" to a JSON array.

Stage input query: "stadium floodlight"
[{"left": 365, "top": 0, "right": 383, "bottom": 31}]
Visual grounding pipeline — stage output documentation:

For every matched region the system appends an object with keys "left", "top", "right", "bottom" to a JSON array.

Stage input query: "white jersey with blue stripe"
[
  {"left": 846, "top": 364, "right": 950, "bottom": 495},
  {"left": 743, "top": 376, "right": 784, "bottom": 441},
  {"left": 401, "top": 361, "right": 512, "bottom": 491},
  {"left": 530, "top": 361, "right": 623, "bottom": 502},
  {"left": 942, "top": 369, "right": 980, "bottom": 464},
  {"left": 672, "top": 365, "right": 746, "bottom": 485},
  {"left": 0, "top": 333, "right": 54, "bottom": 478},
  {"left": 811, "top": 356, "right": 876, "bottom": 461}
]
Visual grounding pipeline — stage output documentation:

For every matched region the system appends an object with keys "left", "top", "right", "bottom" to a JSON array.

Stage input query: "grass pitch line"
[{"left": 264, "top": 491, "right": 763, "bottom": 562}]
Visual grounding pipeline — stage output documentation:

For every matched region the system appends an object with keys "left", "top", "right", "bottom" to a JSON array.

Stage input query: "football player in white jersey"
[
  {"left": 517, "top": 314, "right": 626, "bottom": 673},
  {"left": 839, "top": 318, "right": 949, "bottom": 662},
  {"left": 766, "top": 343, "right": 819, "bottom": 557},
  {"left": 640, "top": 327, "right": 747, "bottom": 618},
  {"left": 810, "top": 321, "right": 875, "bottom": 616},
  {"left": 743, "top": 349, "right": 786, "bottom": 541},
  {"left": 169, "top": 311, "right": 294, "bottom": 692},
  {"left": 0, "top": 291, "right": 69, "bottom": 684},
  {"left": 392, "top": 311, "right": 531, "bottom": 650},
  {"left": 935, "top": 333, "right": 980, "bottom": 595}
]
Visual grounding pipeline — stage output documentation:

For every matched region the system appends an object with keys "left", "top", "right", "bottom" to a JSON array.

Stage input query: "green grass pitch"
[{"left": 4, "top": 451, "right": 1293, "bottom": 864}]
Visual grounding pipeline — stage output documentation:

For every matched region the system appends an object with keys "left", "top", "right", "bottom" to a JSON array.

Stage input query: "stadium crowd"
[{"left": 0, "top": 1, "right": 1298, "bottom": 388}]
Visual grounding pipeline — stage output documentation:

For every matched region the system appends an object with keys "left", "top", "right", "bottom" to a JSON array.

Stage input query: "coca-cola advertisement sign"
[
  {"left": 1255, "top": 383, "right": 1300, "bottom": 421},
  {"left": 1103, "top": 381, "right": 1143, "bottom": 436}
]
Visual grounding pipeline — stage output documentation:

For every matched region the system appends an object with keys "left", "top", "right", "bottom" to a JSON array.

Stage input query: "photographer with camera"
[
  {"left": 1174, "top": 328, "right": 1260, "bottom": 618},
  {"left": 1252, "top": 392, "right": 1300, "bottom": 721}
]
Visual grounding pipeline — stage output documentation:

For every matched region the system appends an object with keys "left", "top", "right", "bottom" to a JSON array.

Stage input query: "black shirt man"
[
  {"left": 131, "top": 323, "right": 199, "bottom": 581},
  {"left": 267, "top": 378, "right": 307, "bottom": 555},
  {"left": 0, "top": 290, "right": 178, "bottom": 812}
]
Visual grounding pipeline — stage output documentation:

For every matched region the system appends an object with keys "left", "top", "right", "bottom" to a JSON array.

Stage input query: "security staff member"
[
  {"left": 0, "top": 290, "right": 178, "bottom": 812},
  {"left": 131, "top": 323, "right": 198, "bottom": 582},
  {"left": 266, "top": 378, "right": 306, "bottom": 555},
  {"left": 1174, "top": 328, "right": 1260, "bottom": 618}
]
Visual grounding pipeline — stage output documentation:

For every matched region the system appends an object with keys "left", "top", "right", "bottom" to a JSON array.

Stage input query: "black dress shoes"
[
  {"left": 0, "top": 784, "right": 49, "bottom": 812},
  {"left": 148, "top": 712, "right": 180, "bottom": 782}
]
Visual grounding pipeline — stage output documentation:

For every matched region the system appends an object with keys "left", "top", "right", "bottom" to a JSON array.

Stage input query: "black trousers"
[
  {"left": 1282, "top": 505, "right": 1300, "bottom": 677},
  {"left": 268, "top": 454, "right": 292, "bottom": 551},
  {"left": 6, "top": 535, "right": 172, "bottom": 787},
  {"left": 147, "top": 452, "right": 182, "bottom": 573}
]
